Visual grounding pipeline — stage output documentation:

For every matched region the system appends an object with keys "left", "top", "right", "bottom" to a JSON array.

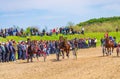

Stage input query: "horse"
[
  {"left": 57, "top": 36, "right": 70, "bottom": 60},
  {"left": 103, "top": 37, "right": 114, "bottom": 56},
  {"left": 116, "top": 43, "right": 120, "bottom": 56},
  {"left": 116, "top": 46, "right": 120, "bottom": 56}
]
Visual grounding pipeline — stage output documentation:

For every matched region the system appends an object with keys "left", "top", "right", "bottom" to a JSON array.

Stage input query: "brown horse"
[
  {"left": 116, "top": 46, "right": 120, "bottom": 56},
  {"left": 103, "top": 37, "right": 114, "bottom": 56},
  {"left": 58, "top": 36, "right": 70, "bottom": 59}
]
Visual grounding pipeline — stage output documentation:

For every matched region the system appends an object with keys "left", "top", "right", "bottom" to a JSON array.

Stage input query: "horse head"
[{"left": 105, "top": 37, "right": 110, "bottom": 43}]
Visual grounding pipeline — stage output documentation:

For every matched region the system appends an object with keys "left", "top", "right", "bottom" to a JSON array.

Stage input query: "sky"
[{"left": 0, "top": 0, "right": 120, "bottom": 30}]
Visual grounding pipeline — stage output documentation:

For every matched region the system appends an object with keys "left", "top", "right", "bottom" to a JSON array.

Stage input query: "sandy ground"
[{"left": 0, "top": 47, "right": 120, "bottom": 79}]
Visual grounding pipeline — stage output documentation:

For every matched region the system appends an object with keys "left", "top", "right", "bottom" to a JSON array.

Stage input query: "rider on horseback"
[
  {"left": 104, "top": 32, "right": 116, "bottom": 47},
  {"left": 109, "top": 36, "right": 114, "bottom": 42},
  {"left": 104, "top": 32, "right": 109, "bottom": 39},
  {"left": 103, "top": 32, "right": 109, "bottom": 46}
]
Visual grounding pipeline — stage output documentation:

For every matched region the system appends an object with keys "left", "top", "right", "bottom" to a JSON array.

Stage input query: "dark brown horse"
[
  {"left": 58, "top": 36, "right": 70, "bottom": 59},
  {"left": 103, "top": 37, "right": 114, "bottom": 56}
]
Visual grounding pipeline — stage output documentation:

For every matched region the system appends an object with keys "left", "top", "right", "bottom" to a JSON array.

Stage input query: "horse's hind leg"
[
  {"left": 117, "top": 51, "right": 119, "bottom": 57},
  {"left": 66, "top": 51, "right": 69, "bottom": 59},
  {"left": 59, "top": 51, "right": 62, "bottom": 56}
]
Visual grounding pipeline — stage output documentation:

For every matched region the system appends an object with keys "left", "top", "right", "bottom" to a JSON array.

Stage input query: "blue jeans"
[
  {"left": 22, "top": 51, "right": 26, "bottom": 60},
  {"left": 46, "top": 48, "right": 50, "bottom": 55},
  {"left": 0, "top": 54, "right": 2, "bottom": 62},
  {"left": 6, "top": 53, "right": 10, "bottom": 62},
  {"left": 10, "top": 52, "right": 15, "bottom": 61},
  {"left": 2, "top": 53, "right": 6, "bottom": 62},
  {"left": 55, "top": 48, "right": 60, "bottom": 55},
  {"left": 18, "top": 50, "right": 22, "bottom": 59}
]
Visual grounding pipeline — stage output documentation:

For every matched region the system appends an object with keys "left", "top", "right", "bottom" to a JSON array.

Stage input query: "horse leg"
[
  {"left": 112, "top": 47, "right": 114, "bottom": 53},
  {"left": 105, "top": 48, "right": 107, "bottom": 56},
  {"left": 108, "top": 48, "right": 110, "bottom": 56},
  {"left": 110, "top": 47, "right": 112, "bottom": 55},
  {"left": 107, "top": 48, "right": 109, "bottom": 56},
  {"left": 117, "top": 47, "right": 119, "bottom": 56},
  {"left": 117, "top": 49, "right": 119, "bottom": 57},
  {"left": 102, "top": 47, "right": 105, "bottom": 56},
  {"left": 110, "top": 48, "right": 112, "bottom": 55},
  {"left": 59, "top": 50, "right": 62, "bottom": 56},
  {"left": 27, "top": 55, "right": 30, "bottom": 63},
  {"left": 109, "top": 48, "right": 111, "bottom": 55},
  {"left": 62, "top": 51, "right": 64, "bottom": 59},
  {"left": 66, "top": 50, "right": 69, "bottom": 59}
]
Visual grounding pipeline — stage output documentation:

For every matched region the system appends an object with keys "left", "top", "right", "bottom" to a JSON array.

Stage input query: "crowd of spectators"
[
  {"left": 0, "top": 27, "right": 24, "bottom": 38},
  {"left": 0, "top": 37, "right": 97, "bottom": 63},
  {"left": 0, "top": 26, "right": 84, "bottom": 38}
]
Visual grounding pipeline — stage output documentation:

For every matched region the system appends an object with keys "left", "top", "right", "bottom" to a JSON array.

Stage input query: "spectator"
[
  {"left": 81, "top": 27, "right": 84, "bottom": 34},
  {"left": 94, "top": 38, "right": 97, "bottom": 47},
  {"left": 9, "top": 42, "right": 16, "bottom": 61}
]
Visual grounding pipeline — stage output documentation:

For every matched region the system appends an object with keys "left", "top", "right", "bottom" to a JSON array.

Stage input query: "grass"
[
  {"left": 75, "top": 17, "right": 120, "bottom": 32},
  {"left": 0, "top": 32, "right": 120, "bottom": 46}
]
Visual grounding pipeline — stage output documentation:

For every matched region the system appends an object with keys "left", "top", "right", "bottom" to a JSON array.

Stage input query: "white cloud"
[
  {"left": 0, "top": 0, "right": 120, "bottom": 29},
  {"left": 0, "top": 0, "right": 118, "bottom": 19},
  {"left": 0, "top": 0, "right": 119, "bottom": 13}
]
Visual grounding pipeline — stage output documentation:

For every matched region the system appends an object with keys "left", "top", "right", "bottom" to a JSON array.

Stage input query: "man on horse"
[
  {"left": 104, "top": 32, "right": 108, "bottom": 39},
  {"left": 103, "top": 32, "right": 109, "bottom": 46},
  {"left": 103, "top": 32, "right": 114, "bottom": 56}
]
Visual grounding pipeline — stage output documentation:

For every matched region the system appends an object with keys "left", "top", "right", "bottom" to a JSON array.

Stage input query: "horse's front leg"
[
  {"left": 112, "top": 47, "right": 114, "bottom": 53},
  {"left": 108, "top": 48, "right": 111, "bottom": 56},
  {"left": 110, "top": 48, "right": 112, "bottom": 55},
  {"left": 66, "top": 50, "right": 69, "bottom": 59},
  {"left": 62, "top": 51, "right": 64, "bottom": 59},
  {"left": 106, "top": 48, "right": 109, "bottom": 56},
  {"left": 110, "top": 47, "right": 114, "bottom": 55}
]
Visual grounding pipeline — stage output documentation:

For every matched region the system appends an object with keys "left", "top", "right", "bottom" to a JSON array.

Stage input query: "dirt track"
[{"left": 0, "top": 47, "right": 120, "bottom": 79}]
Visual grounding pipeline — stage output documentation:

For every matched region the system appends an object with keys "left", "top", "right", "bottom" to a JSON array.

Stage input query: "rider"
[
  {"left": 103, "top": 32, "right": 109, "bottom": 46},
  {"left": 109, "top": 36, "right": 114, "bottom": 42},
  {"left": 104, "top": 32, "right": 109, "bottom": 39}
]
